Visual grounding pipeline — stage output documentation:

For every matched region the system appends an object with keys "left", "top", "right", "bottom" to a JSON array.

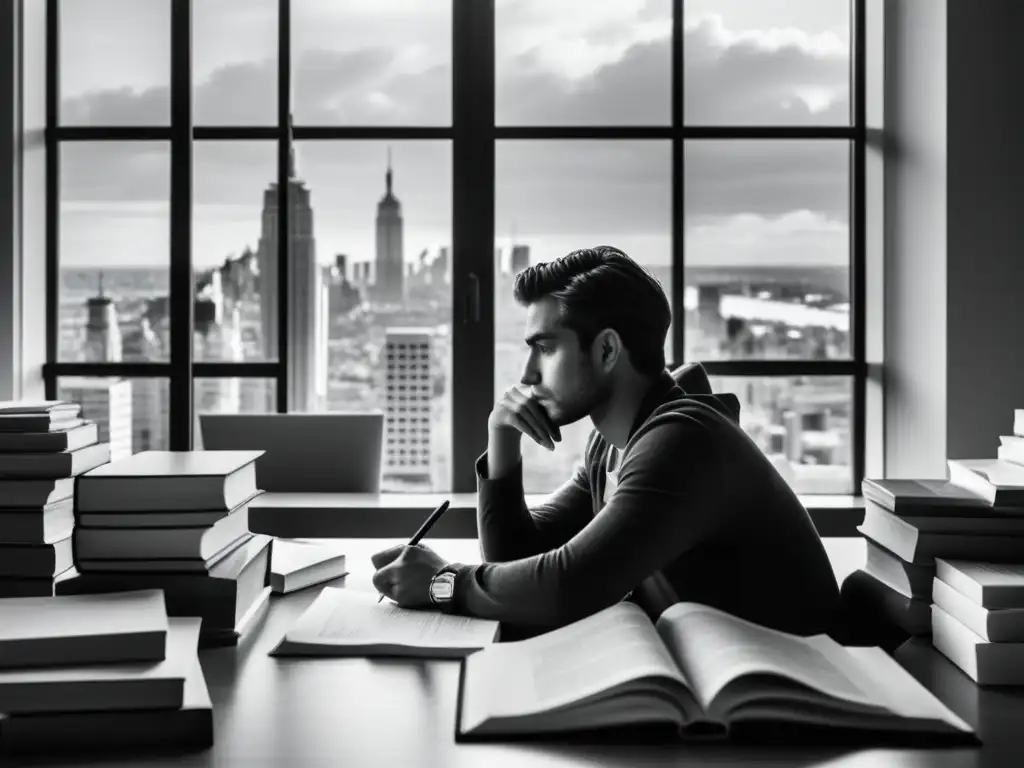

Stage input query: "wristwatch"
[{"left": 429, "top": 564, "right": 460, "bottom": 609}]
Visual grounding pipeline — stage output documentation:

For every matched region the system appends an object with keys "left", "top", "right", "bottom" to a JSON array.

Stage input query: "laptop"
[{"left": 198, "top": 412, "right": 384, "bottom": 493}]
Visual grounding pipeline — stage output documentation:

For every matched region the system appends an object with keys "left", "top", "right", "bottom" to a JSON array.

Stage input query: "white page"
[
  {"left": 462, "top": 601, "right": 691, "bottom": 728},
  {"left": 657, "top": 603, "right": 879, "bottom": 714},
  {"left": 277, "top": 587, "right": 498, "bottom": 650}
]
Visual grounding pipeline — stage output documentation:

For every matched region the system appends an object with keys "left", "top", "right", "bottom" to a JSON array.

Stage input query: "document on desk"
[{"left": 270, "top": 587, "right": 500, "bottom": 659}]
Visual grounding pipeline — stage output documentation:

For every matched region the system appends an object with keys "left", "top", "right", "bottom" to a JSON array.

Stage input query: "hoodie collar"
[{"left": 626, "top": 369, "right": 682, "bottom": 443}]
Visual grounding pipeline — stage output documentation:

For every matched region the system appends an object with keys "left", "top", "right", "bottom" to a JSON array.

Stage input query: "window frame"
[{"left": 42, "top": 0, "right": 866, "bottom": 496}]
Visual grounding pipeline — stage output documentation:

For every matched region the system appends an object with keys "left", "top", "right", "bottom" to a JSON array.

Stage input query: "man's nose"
[{"left": 520, "top": 357, "right": 539, "bottom": 386}]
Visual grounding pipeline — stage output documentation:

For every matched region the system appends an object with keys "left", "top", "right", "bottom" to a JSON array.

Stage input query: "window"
[{"left": 44, "top": 0, "right": 864, "bottom": 499}]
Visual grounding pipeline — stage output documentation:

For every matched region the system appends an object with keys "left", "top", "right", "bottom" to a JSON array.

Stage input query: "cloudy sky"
[{"left": 56, "top": 0, "right": 851, "bottom": 272}]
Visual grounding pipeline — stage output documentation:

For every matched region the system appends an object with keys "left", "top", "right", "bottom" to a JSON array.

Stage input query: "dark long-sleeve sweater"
[{"left": 447, "top": 370, "right": 841, "bottom": 636}]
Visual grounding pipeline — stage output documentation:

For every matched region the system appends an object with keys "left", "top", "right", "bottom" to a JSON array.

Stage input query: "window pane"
[
  {"left": 193, "top": 0, "right": 278, "bottom": 125},
  {"left": 496, "top": 0, "right": 671, "bottom": 126},
  {"left": 708, "top": 375, "right": 852, "bottom": 494},
  {"left": 496, "top": 140, "right": 671, "bottom": 494},
  {"left": 193, "top": 142, "right": 276, "bottom": 362},
  {"left": 292, "top": 0, "right": 451, "bottom": 125},
  {"left": 193, "top": 378, "right": 276, "bottom": 447},
  {"left": 684, "top": 140, "right": 849, "bottom": 362},
  {"left": 684, "top": 0, "right": 851, "bottom": 125},
  {"left": 57, "top": 376, "right": 170, "bottom": 460},
  {"left": 59, "top": 0, "right": 170, "bottom": 126},
  {"left": 60, "top": 143, "right": 170, "bottom": 363},
  {"left": 286, "top": 141, "right": 452, "bottom": 492}
]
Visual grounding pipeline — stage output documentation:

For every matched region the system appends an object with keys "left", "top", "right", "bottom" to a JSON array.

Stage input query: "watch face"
[{"left": 431, "top": 573, "right": 455, "bottom": 601}]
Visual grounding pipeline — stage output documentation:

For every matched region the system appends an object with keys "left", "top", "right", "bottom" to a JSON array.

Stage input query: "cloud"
[{"left": 57, "top": 10, "right": 851, "bottom": 243}]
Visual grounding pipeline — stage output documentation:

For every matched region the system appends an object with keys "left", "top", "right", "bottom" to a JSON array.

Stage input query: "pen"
[{"left": 378, "top": 499, "right": 451, "bottom": 602}]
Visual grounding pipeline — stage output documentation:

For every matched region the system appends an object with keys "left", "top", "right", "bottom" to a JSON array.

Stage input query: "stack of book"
[
  {"left": 930, "top": 558, "right": 1024, "bottom": 685},
  {"left": 853, "top": 474, "right": 1024, "bottom": 641},
  {"left": 0, "top": 400, "right": 110, "bottom": 598},
  {"left": 56, "top": 450, "right": 273, "bottom": 647},
  {"left": 0, "top": 590, "right": 211, "bottom": 756}
]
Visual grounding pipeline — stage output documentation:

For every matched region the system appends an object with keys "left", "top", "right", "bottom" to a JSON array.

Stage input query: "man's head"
[{"left": 512, "top": 246, "right": 672, "bottom": 427}]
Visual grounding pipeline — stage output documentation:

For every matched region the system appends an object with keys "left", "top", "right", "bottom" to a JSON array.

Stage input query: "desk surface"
[{"left": 26, "top": 539, "right": 1022, "bottom": 768}]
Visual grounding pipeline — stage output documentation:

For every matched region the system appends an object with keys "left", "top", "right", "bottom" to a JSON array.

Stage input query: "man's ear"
[{"left": 592, "top": 329, "right": 622, "bottom": 374}]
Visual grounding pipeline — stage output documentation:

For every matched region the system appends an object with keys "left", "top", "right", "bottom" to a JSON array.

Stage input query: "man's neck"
[{"left": 590, "top": 373, "right": 658, "bottom": 450}]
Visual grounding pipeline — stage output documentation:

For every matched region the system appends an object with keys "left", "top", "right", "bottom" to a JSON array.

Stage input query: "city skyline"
[{"left": 57, "top": 2, "right": 851, "bottom": 270}]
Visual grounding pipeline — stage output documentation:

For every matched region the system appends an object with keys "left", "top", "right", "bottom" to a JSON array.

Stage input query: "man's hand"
[
  {"left": 489, "top": 385, "right": 562, "bottom": 451},
  {"left": 370, "top": 543, "right": 449, "bottom": 608}
]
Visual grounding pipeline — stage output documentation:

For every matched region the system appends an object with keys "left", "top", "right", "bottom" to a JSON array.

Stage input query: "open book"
[{"left": 455, "top": 601, "right": 977, "bottom": 744}]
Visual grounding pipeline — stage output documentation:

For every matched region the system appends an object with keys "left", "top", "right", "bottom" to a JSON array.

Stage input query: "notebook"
[
  {"left": 455, "top": 601, "right": 976, "bottom": 744},
  {"left": 270, "top": 587, "right": 499, "bottom": 658}
]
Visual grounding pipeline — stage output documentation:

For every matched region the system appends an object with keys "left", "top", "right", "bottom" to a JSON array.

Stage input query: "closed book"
[
  {"left": 74, "top": 505, "right": 250, "bottom": 561},
  {"left": 270, "top": 539, "right": 348, "bottom": 594},
  {"left": 863, "top": 540, "right": 936, "bottom": 599},
  {"left": 76, "top": 450, "right": 263, "bottom": 513},
  {"left": 0, "top": 415, "right": 82, "bottom": 433},
  {"left": 932, "top": 577, "right": 1024, "bottom": 642},
  {"left": 1015, "top": 409, "right": 1024, "bottom": 437},
  {"left": 0, "top": 650, "right": 212, "bottom": 755},
  {"left": 932, "top": 605, "right": 1024, "bottom": 685},
  {"left": 0, "top": 477, "right": 74, "bottom": 509},
  {"left": 861, "top": 478, "right": 994, "bottom": 514},
  {"left": 0, "top": 590, "right": 168, "bottom": 670},
  {"left": 947, "top": 459, "right": 1024, "bottom": 506},
  {"left": 0, "top": 442, "right": 110, "bottom": 479},
  {"left": 842, "top": 569, "right": 931, "bottom": 636},
  {"left": 0, "top": 616, "right": 197, "bottom": 715},
  {"left": 0, "top": 422, "right": 98, "bottom": 454},
  {"left": 998, "top": 442, "right": 1024, "bottom": 468},
  {"left": 857, "top": 515, "right": 1024, "bottom": 565},
  {"left": 76, "top": 489, "right": 263, "bottom": 529},
  {"left": 864, "top": 499, "right": 1024, "bottom": 538},
  {"left": 454, "top": 601, "right": 974, "bottom": 744},
  {"left": 0, "top": 568, "right": 75, "bottom": 598},
  {"left": 76, "top": 531, "right": 254, "bottom": 574},
  {"left": 934, "top": 559, "right": 1024, "bottom": 609},
  {"left": 0, "top": 400, "right": 79, "bottom": 416},
  {"left": 0, "top": 497, "right": 75, "bottom": 544},
  {"left": 0, "top": 537, "right": 73, "bottom": 578},
  {"left": 57, "top": 535, "right": 272, "bottom": 633}
]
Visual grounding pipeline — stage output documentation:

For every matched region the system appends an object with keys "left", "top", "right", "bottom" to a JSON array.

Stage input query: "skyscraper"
[
  {"left": 58, "top": 377, "right": 133, "bottom": 461},
  {"left": 256, "top": 119, "right": 321, "bottom": 411},
  {"left": 83, "top": 273, "right": 122, "bottom": 363},
  {"left": 383, "top": 327, "right": 432, "bottom": 485},
  {"left": 375, "top": 149, "right": 404, "bottom": 305}
]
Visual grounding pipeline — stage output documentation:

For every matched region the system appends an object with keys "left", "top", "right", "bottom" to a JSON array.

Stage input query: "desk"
[
  {"left": 24, "top": 539, "right": 1022, "bottom": 768},
  {"left": 249, "top": 492, "right": 867, "bottom": 539}
]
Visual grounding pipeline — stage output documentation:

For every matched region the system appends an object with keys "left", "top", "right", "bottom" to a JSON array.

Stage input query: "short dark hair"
[{"left": 512, "top": 246, "right": 671, "bottom": 376}]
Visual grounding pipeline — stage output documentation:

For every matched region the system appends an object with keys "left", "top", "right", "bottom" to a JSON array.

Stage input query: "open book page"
[
  {"left": 460, "top": 601, "right": 698, "bottom": 734},
  {"left": 271, "top": 588, "right": 498, "bottom": 655},
  {"left": 656, "top": 603, "right": 882, "bottom": 719}
]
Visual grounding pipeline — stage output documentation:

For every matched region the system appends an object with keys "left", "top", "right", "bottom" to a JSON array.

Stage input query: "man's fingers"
[
  {"left": 505, "top": 390, "right": 556, "bottom": 449},
  {"left": 371, "top": 568, "right": 390, "bottom": 596},
  {"left": 371, "top": 545, "right": 404, "bottom": 569},
  {"left": 512, "top": 411, "right": 553, "bottom": 450},
  {"left": 526, "top": 399, "right": 561, "bottom": 443}
]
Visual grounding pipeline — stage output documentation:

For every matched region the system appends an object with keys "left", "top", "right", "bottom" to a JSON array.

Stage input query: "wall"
[{"left": 884, "top": 0, "right": 1024, "bottom": 477}]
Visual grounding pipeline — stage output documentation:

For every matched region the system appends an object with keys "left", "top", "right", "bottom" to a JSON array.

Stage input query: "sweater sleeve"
[
  {"left": 472, "top": 447, "right": 594, "bottom": 563},
  {"left": 453, "top": 413, "right": 722, "bottom": 628}
]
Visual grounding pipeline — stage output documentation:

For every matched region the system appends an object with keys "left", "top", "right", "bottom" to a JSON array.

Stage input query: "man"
[{"left": 372, "top": 246, "right": 841, "bottom": 636}]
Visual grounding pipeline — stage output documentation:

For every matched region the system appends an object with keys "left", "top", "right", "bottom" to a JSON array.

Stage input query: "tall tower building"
[
  {"left": 383, "top": 327, "right": 433, "bottom": 485},
  {"left": 375, "top": 149, "right": 404, "bottom": 305},
  {"left": 83, "top": 273, "right": 122, "bottom": 362},
  {"left": 510, "top": 244, "right": 530, "bottom": 276},
  {"left": 58, "top": 377, "right": 133, "bottom": 461},
  {"left": 255, "top": 117, "right": 320, "bottom": 411},
  {"left": 193, "top": 296, "right": 245, "bottom": 422}
]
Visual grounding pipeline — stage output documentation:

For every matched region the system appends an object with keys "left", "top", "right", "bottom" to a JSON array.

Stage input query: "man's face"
[{"left": 519, "top": 297, "right": 609, "bottom": 427}]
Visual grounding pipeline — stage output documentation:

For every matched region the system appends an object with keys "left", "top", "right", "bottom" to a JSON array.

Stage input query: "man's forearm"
[{"left": 487, "top": 427, "right": 522, "bottom": 480}]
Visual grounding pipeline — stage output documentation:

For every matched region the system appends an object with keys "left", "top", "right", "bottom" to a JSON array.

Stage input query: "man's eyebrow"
[{"left": 524, "top": 332, "right": 558, "bottom": 347}]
